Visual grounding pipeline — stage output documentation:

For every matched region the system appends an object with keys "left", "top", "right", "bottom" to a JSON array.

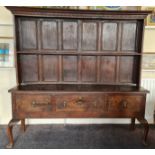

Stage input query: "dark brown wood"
[
  {"left": 6, "top": 7, "right": 151, "bottom": 148},
  {"left": 19, "top": 55, "right": 39, "bottom": 83},
  {"left": 13, "top": 92, "right": 147, "bottom": 118},
  {"left": 82, "top": 21, "right": 97, "bottom": 51},
  {"left": 100, "top": 56, "right": 116, "bottom": 83},
  {"left": 62, "top": 21, "right": 78, "bottom": 50},
  {"left": 119, "top": 56, "right": 136, "bottom": 83},
  {"left": 107, "top": 94, "right": 145, "bottom": 114},
  {"left": 63, "top": 56, "right": 78, "bottom": 82},
  {"left": 9, "top": 84, "right": 149, "bottom": 93},
  {"left": 131, "top": 117, "right": 136, "bottom": 130},
  {"left": 42, "top": 55, "right": 59, "bottom": 81},
  {"left": 15, "top": 17, "right": 145, "bottom": 85},
  {"left": 16, "top": 51, "right": 143, "bottom": 55},
  {"left": 81, "top": 56, "right": 97, "bottom": 82},
  {"left": 6, "top": 119, "right": 22, "bottom": 149},
  {"left": 137, "top": 117, "right": 149, "bottom": 145},
  {"left": 21, "top": 119, "right": 26, "bottom": 132},
  {"left": 41, "top": 20, "right": 58, "bottom": 50},
  {"left": 121, "top": 22, "right": 137, "bottom": 51},
  {"left": 102, "top": 22, "right": 118, "bottom": 51},
  {"left": 20, "top": 19, "right": 38, "bottom": 50},
  {"left": 6, "top": 7, "right": 152, "bottom": 19}
]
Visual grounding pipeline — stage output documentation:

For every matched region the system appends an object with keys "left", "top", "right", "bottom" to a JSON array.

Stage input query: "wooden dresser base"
[{"left": 6, "top": 84, "right": 149, "bottom": 148}]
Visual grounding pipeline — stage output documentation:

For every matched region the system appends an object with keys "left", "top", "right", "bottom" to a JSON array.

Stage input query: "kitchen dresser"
[{"left": 6, "top": 7, "right": 151, "bottom": 148}]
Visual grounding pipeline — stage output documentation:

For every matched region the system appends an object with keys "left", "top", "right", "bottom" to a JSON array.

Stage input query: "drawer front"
[
  {"left": 55, "top": 94, "right": 107, "bottom": 113},
  {"left": 15, "top": 94, "right": 55, "bottom": 117},
  {"left": 14, "top": 93, "right": 146, "bottom": 118},
  {"left": 107, "top": 94, "right": 145, "bottom": 113}
]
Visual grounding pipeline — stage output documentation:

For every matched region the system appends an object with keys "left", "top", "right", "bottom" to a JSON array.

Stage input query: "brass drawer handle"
[
  {"left": 57, "top": 101, "right": 67, "bottom": 109},
  {"left": 76, "top": 96, "right": 84, "bottom": 105},
  {"left": 93, "top": 101, "right": 97, "bottom": 107},
  {"left": 63, "top": 101, "right": 67, "bottom": 108},
  {"left": 32, "top": 101, "right": 50, "bottom": 107},
  {"left": 121, "top": 100, "right": 128, "bottom": 108}
]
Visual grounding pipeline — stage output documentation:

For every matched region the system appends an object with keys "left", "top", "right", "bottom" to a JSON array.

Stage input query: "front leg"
[
  {"left": 6, "top": 119, "right": 25, "bottom": 149},
  {"left": 21, "top": 119, "right": 26, "bottom": 132},
  {"left": 6, "top": 119, "right": 20, "bottom": 148},
  {"left": 130, "top": 117, "right": 136, "bottom": 130},
  {"left": 137, "top": 117, "right": 149, "bottom": 145}
]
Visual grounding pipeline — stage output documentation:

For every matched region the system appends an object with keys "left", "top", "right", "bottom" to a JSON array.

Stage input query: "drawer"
[
  {"left": 107, "top": 94, "right": 145, "bottom": 113},
  {"left": 15, "top": 94, "right": 55, "bottom": 117},
  {"left": 55, "top": 94, "right": 107, "bottom": 113}
]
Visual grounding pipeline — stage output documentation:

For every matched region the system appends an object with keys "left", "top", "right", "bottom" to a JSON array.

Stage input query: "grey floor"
[{"left": 0, "top": 124, "right": 155, "bottom": 149}]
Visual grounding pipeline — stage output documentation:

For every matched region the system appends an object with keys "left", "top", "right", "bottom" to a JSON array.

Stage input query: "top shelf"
[{"left": 6, "top": 7, "right": 152, "bottom": 20}]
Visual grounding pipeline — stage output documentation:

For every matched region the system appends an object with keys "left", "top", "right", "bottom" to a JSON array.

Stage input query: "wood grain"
[
  {"left": 63, "top": 56, "right": 78, "bottom": 82},
  {"left": 19, "top": 55, "right": 39, "bottom": 82},
  {"left": 119, "top": 56, "right": 135, "bottom": 83},
  {"left": 20, "top": 19, "right": 37, "bottom": 50},
  {"left": 81, "top": 56, "right": 97, "bottom": 82},
  {"left": 82, "top": 22, "right": 97, "bottom": 51},
  {"left": 42, "top": 55, "right": 59, "bottom": 81},
  {"left": 100, "top": 56, "right": 116, "bottom": 82},
  {"left": 102, "top": 22, "right": 117, "bottom": 51},
  {"left": 41, "top": 20, "right": 58, "bottom": 50},
  {"left": 62, "top": 21, "right": 78, "bottom": 50},
  {"left": 121, "top": 22, "right": 137, "bottom": 51}
]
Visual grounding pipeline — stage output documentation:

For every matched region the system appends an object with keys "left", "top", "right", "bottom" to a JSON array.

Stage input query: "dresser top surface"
[{"left": 9, "top": 84, "right": 149, "bottom": 93}]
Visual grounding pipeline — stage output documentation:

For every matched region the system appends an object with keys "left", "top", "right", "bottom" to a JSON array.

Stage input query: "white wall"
[{"left": 0, "top": 6, "right": 154, "bottom": 124}]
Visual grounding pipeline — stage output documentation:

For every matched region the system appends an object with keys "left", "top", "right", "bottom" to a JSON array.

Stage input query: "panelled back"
[
  {"left": 16, "top": 17, "right": 142, "bottom": 85},
  {"left": 41, "top": 20, "right": 58, "bottom": 50},
  {"left": 19, "top": 19, "right": 38, "bottom": 50}
]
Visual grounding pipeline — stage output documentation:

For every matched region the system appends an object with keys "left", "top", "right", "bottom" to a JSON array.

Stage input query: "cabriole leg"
[
  {"left": 6, "top": 119, "right": 20, "bottom": 148},
  {"left": 137, "top": 117, "right": 149, "bottom": 145},
  {"left": 6, "top": 125, "right": 14, "bottom": 149},
  {"left": 6, "top": 119, "right": 25, "bottom": 149}
]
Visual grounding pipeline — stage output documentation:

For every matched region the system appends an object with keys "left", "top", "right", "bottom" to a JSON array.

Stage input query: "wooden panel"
[
  {"left": 82, "top": 22, "right": 97, "bottom": 50},
  {"left": 56, "top": 94, "right": 106, "bottom": 112},
  {"left": 41, "top": 20, "right": 58, "bottom": 49},
  {"left": 62, "top": 21, "right": 78, "bottom": 50},
  {"left": 42, "top": 55, "right": 59, "bottom": 81},
  {"left": 102, "top": 23, "right": 117, "bottom": 51},
  {"left": 63, "top": 56, "right": 78, "bottom": 81},
  {"left": 15, "top": 94, "right": 55, "bottom": 118},
  {"left": 100, "top": 56, "right": 116, "bottom": 82},
  {"left": 121, "top": 22, "right": 137, "bottom": 51},
  {"left": 19, "top": 55, "right": 38, "bottom": 82},
  {"left": 119, "top": 56, "right": 135, "bottom": 83},
  {"left": 20, "top": 19, "right": 37, "bottom": 50},
  {"left": 81, "top": 56, "right": 97, "bottom": 82},
  {"left": 107, "top": 94, "right": 144, "bottom": 113}
]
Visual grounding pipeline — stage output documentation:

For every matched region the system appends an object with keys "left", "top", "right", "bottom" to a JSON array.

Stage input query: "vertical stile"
[
  {"left": 116, "top": 22, "right": 122, "bottom": 83},
  {"left": 58, "top": 20, "right": 63, "bottom": 82},
  {"left": 37, "top": 19, "right": 43, "bottom": 82},
  {"left": 78, "top": 20, "right": 82, "bottom": 83},
  {"left": 97, "top": 21, "right": 101, "bottom": 83}
]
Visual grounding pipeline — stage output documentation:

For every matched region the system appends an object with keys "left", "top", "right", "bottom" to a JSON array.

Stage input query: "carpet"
[{"left": 0, "top": 124, "right": 155, "bottom": 149}]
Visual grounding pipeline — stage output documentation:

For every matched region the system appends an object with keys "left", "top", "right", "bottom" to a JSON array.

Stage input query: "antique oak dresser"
[{"left": 6, "top": 7, "right": 151, "bottom": 148}]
